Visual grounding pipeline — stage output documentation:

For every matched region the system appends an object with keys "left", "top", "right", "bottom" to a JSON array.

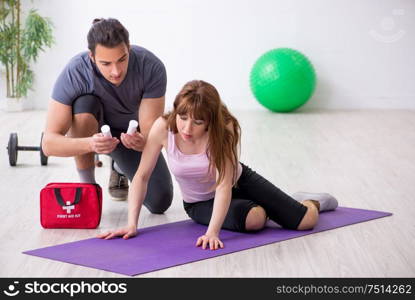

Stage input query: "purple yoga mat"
[{"left": 23, "top": 207, "right": 391, "bottom": 276}]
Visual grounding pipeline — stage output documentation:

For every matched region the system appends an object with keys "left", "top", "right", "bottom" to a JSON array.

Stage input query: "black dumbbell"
[{"left": 7, "top": 132, "right": 48, "bottom": 166}]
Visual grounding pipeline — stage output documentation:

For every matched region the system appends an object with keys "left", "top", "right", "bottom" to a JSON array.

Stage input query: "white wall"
[{"left": 2, "top": 0, "right": 414, "bottom": 111}]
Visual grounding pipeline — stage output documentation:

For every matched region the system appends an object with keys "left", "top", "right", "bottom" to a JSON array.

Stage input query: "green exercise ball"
[{"left": 250, "top": 48, "right": 316, "bottom": 112}]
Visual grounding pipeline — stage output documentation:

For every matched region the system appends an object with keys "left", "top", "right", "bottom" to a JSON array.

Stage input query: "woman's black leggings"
[{"left": 184, "top": 163, "right": 308, "bottom": 232}]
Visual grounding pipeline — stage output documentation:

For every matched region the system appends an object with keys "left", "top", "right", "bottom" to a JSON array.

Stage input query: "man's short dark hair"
[{"left": 87, "top": 18, "right": 130, "bottom": 55}]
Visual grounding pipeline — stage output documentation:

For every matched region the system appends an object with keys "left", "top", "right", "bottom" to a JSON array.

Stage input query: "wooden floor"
[{"left": 1, "top": 109, "right": 414, "bottom": 277}]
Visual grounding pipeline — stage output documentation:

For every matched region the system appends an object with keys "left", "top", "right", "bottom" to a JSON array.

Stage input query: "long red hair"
[{"left": 163, "top": 80, "right": 241, "bottom": 187}]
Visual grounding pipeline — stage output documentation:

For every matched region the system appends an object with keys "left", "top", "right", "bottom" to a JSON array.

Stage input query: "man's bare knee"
[
  {"left": 69, "top": 113, "right": 98, "bottom": 137},
  {"left": 245, "top": 206, "right": 267, "bottom": 231}
]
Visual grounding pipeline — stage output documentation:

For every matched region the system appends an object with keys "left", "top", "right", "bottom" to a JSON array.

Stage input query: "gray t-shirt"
[{"left": 52, "top": 45, "right": 166, "bottom": 130}]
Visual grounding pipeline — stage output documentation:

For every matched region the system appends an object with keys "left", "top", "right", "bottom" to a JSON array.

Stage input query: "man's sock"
[
  {"left": 77, "top": 166, "right": 96, "bottom": 183},
  {"left": 111, "top": 159, "right": 124, "bottom": 175}
]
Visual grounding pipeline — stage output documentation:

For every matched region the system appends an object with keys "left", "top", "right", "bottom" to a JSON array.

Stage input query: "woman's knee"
[
  {"left": 245, "top": 206, "right": 267, "bottom": 231},
  {"left": 297, "top": 201, "right": 319, "bottom": 230}
]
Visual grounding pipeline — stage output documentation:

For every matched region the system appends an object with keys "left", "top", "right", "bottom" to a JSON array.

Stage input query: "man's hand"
[
  {"left": 120, "top": 132, "right": 145, "bottom": 151},
  {"left": 90, "top": 133, "right": 119, "bottom": 154}
]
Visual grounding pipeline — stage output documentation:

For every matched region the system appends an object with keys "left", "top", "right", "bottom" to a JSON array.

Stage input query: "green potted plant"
[{"left": 0, "top": 0, "right": 53, "bottom": 111}]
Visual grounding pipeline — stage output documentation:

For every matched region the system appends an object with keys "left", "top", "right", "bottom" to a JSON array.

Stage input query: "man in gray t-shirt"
[{"left": 42, "top": 18, "right": 173, "bottom": 214}]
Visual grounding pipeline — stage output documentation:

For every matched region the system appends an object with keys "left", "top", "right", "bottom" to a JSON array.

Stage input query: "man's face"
[{"left": 90, "top": 43, "right": 130, "bottom": 86}]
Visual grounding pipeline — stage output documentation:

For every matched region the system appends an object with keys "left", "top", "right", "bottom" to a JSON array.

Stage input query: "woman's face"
[{"left": 176, "top": 113, "right": 208, "bottom": 142}]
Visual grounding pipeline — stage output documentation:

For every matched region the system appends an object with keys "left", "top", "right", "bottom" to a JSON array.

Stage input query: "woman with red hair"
[{"left": 99, "top": 80, "right": 338, "bottom": 250}]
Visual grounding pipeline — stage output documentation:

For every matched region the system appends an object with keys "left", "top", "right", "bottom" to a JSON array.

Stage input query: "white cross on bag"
[{"left": 62, "top": 200, "right": 75, "bottom": 214}]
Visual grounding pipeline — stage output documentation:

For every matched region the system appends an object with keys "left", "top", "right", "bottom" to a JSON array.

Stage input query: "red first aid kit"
[{"left": 40, "top": 183, "right": 102, "bottom": 229}]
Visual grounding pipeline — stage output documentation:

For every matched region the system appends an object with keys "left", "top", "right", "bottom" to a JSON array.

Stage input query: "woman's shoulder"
[
  {"left": 153, "top": 116, "right": 168, "bottom": 126},
  {"left": 150, "top": 116, "right": 169, "bottom": 134},
  {"left": 148, "top": 116, "right": 169, "bottom": 146}
]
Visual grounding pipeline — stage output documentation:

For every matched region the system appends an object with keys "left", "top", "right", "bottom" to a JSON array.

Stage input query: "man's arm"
[
  {"left": 42, "top": 99, "right": 93, "bottom": 157},
  {"left": 42, "top": 99, "right": 119, "bottom": 157},
  {"left": 138, "top": 96, "right": 165, "bottom": 140}
]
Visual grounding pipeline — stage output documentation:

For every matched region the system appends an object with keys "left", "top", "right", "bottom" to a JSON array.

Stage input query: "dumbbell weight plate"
[
  {"left": 7, "top": 133, "right": 18, "bottom": 166},
  {"left": 40, "top": 132, "right": 48, "bottom": 166}
]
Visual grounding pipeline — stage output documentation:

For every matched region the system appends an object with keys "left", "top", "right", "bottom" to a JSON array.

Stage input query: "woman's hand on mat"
[
  {"left": 97, "top": 226, "right": 138, "bottom": 240},
  {"left": 196, "top": 233, "right": 224, "bottom": 250},
  {"left": 120, "top": 132, "right": 145, "bottom": 151},
  {"left": 90, "top": 133, "right": 119, "bottom": 154}
]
